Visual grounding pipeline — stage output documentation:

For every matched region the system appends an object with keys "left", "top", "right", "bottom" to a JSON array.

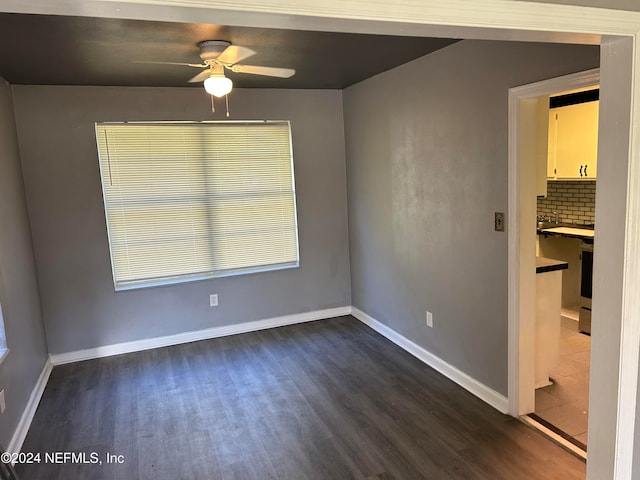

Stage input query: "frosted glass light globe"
[{"left": 204, "top": 76, "right": 233, "bottom": 97}]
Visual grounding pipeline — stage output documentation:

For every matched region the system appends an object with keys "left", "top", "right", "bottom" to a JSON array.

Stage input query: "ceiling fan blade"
[
  {"left": 134, "top": 60, "right": 208, "bottom": 68},
  {"left": 217, "top": 46, "right": 256, "bottom": 65},
  {"left": 230, "top": 64, "right": 295, "bottom": 78},
  {"left": 188, "top": 69, "right": 212, "bottom": 83}
]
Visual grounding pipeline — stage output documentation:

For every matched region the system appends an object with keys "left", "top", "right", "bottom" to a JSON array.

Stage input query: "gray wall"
[
  {"left": 11, "top": 86, "right": 350, "bottom": 354},
  {"left": 343, "top": 40, "right": 598, "bottom": 395},
  {"left": 0, "top": 79, "right": 48, "bottom": 447}
]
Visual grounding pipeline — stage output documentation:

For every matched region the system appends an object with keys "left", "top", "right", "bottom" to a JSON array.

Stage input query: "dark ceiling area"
[{"left": 0, "top": 13, "right": 459, "bottom": 89}]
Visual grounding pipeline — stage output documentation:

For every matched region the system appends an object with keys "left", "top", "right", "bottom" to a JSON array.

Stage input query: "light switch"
[{"left": 495, "top": 212, "right": 505, "bottom": 232}]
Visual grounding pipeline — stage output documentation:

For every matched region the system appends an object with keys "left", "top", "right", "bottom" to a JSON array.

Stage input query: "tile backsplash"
[{"left": 537, "top": 181, "right": 596, "bottom": 225}]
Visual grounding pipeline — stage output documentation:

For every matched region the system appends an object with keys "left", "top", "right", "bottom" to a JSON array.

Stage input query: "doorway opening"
[{"left": 508, "top": 69, "right": 599, "bottom": 457}]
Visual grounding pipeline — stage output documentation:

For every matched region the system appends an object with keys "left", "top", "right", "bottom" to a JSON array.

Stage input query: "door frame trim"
[{"left": 508, "top": 68, "right": 600, "bottom": 418}]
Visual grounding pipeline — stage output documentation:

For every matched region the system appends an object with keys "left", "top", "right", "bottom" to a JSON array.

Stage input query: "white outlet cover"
[
  {"left": 0, "top": 389, "right": 5, "bottom": 414},
  {"left": 209, "top": 294, "right": 218, "bottom": 307},
  {"left": 426, "top": 311, "right": 433, "bottom": 328}
]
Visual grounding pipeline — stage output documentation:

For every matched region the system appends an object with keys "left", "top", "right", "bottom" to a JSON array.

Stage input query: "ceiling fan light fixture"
[{"left": 204, "top": 74, "right": 233, "bottom": 97}]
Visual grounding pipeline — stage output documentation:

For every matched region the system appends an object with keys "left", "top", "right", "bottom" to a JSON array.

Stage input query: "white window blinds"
[{"left": 95, "top": 121, "right": 299, "bottom": 290}]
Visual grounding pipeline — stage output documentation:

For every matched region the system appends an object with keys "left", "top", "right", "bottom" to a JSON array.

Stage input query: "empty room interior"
[{"left": 1, "top": 1, "right": 640, "bottom": 479}]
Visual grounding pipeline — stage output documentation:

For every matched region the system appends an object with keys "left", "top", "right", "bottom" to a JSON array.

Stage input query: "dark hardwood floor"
[{"left": 18, "top": 316, "right": 585, "bottom": 479}]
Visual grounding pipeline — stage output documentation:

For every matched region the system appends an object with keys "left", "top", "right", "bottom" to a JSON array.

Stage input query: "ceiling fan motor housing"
[{"left": 198, "top": 40, "right": 232, "bottom": 62}]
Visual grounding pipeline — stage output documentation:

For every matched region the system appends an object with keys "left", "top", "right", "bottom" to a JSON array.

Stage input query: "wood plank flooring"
[{"left": 17, "top": 316, "right": 585, "bottom": 479}]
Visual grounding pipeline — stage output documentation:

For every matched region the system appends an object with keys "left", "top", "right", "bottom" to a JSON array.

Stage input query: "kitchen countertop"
[
  {"left": 537, "top": 222, "right": 594, "bottom": 241},
  {"left": 536, "top": 256, "right": 569, "bottom": 274}
]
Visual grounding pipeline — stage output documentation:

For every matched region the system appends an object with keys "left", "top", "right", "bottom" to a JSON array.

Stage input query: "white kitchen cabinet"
[
  {"left": 547, "top": 100, "right": 599, "bottom": 180},
  {"left": 538, "top": 234, "right": 582, "bottom": 308},
  {"left": 535, "top": 260, "right": 564, "bottom": 388}
]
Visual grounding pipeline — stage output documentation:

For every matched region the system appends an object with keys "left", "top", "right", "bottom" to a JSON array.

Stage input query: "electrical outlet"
[
  {"left": 426, "top": 311, "right": 433, "bottom": 328},
  {"left": 495, "top": 212, "right": 505, "bottom": 232},
  {"left": 0, "top": 389, "right": 5, "bottom": 414},
  {"left": 209, "top": 294, "right": 218, "bottom": 307}
]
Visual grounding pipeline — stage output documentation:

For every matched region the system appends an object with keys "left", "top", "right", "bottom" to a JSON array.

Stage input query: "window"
[{"left": 96, "top": 121, "right": 299, "bottom": 290}]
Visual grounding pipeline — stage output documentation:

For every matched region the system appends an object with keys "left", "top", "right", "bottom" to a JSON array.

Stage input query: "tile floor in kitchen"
[{"left": 534, "top": 309, "right": 590, "bottom": 449}]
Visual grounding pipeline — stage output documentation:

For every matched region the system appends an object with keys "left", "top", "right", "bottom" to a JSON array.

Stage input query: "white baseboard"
[
  {"left": 351, "top": 307, "right": 509, "bottom": 414},
  {"left": 49, "top": 306, "right": 352, "bottom": 365},
  {"left": 8, "top": 358, "right": 52, "bottom": 453}
]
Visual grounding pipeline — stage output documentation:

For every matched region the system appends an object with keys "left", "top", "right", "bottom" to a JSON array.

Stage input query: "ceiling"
[{"left": 0, "top": 13, "right": 459, "bottom": 90}]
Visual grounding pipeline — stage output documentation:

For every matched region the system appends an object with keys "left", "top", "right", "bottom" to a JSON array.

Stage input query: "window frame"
[{"left": 95, "top": 120, "right": 300, "bottom": 291}]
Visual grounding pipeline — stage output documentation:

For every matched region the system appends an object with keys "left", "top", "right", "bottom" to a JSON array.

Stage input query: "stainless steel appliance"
[{"left": 579, "top": 241, "right": 593, "bottom": 334}]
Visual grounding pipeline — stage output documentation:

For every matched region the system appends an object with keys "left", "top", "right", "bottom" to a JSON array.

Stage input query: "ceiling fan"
[{"left": 143, "top": 40, "right": 296, "bottom": 97}]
